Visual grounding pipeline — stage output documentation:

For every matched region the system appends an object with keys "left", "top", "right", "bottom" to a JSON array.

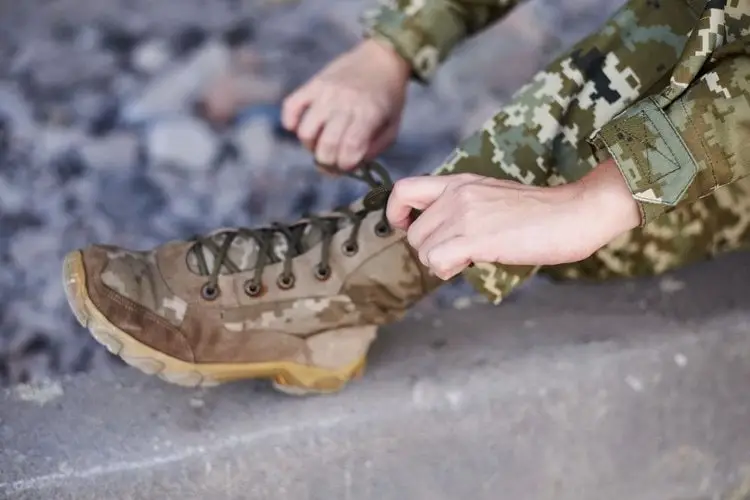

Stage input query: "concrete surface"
[{"left": 3, "top": 252, "right": 750, "bottom": 500}]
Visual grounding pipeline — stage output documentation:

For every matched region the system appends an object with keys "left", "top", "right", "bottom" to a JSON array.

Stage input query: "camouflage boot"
[{"left": 62, "top": 161, "right": 442, "bottom": 395}]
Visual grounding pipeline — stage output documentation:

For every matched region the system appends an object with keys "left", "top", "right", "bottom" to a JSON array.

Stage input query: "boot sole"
[{"left": 62, "top": 250, "right": 371, "bottom": 396}]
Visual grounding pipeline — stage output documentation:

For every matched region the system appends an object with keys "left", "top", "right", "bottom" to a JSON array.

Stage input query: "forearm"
[{"left": 360, "top": 0, "right": 524, "bottom": 82}]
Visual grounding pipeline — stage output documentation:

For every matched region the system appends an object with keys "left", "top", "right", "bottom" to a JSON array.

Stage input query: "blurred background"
[{"left": 0, "top": 0, "right": 623, "bottom": 385}]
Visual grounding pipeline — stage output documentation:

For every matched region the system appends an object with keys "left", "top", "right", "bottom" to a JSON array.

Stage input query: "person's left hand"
[{"left": 386, "top": 159, "right": 641, "bottom": 280}]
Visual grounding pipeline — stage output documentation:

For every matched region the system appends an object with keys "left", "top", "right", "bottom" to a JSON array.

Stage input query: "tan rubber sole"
[{"left": 62, "top": 250, "right": 370, "bottom": 395}]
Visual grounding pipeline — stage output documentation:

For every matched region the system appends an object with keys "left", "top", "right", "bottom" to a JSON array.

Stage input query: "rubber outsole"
[{"left": 62, "top": 250, "right": 368, "bottom": 395}]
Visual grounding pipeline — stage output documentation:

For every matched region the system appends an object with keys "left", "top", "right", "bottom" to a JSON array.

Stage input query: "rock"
[
  {"left": 88, "top": 99, "right": 120, "bottom": 137},
  {"left": 146, "top": 117, "right": 219, "bottom": 171},
  {"left": 14, "top": 40, "right": 117, "bottom": 93},
  {"left": 97, "top": 23, "right": 141, "bottom": 59},
  {"left": 80, "top": 132, "right": 140, "bottom": 171},
  {"left": 49, "top": 21, "right": 80, "bottom": 43},
  {"left": 131, "top": 38, "right": 171, "bottom": 75},
  {"left": 70, "top": 91, "right": 120, "bottom": 136},
  {"left": 122, "top": 40, "right": 231, "bottom": 123},
  {"left": 0, "top": 82, "right": 36, "bottom": 145},
  {"left": 33, "top": 126, "right": 86, "bottom": 165},
  {"left": 233, "top": 116, "right": 275, "bottom": 168},
  {"left": 171, "top": 25, "right": 208, "bottom": 57},
  {"left": 222, "top": 20, "right": 255, "bottom": 47},
  {"left": 0, "top": 115, "right": 10, "bottom": 157},
  {"left": 52, "top": 151, "right": 88, "bottom": 185}
]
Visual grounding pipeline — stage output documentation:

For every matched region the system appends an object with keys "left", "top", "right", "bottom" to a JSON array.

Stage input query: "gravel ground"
[{"left": 0, "top": 0, "right": 624, "bottom": 385}]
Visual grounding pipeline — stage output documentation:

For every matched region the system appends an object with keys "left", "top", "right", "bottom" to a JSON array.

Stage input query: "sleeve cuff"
[
  {"left": 588, "top": 96, "right": 699, "bottom": 225},
  {"left": 359, "top": 3, "right": 460, "bottom": 83}
]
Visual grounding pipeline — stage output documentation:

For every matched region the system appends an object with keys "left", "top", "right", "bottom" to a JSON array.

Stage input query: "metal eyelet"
[
  {"left": 314, "top": 264, "right": 332, "bottom": 281},
  {"left": 200, "top": 283, "right": 220, "bottom": 301},
  {"left": 374, "top": 221, "right": 391, "bottom": 237},
  {"left": 243, "top": 279, "right": 264, "bottom": 297},
  {"left": 341, "top": 241, "right": 359, "bottom": 256},
  {"left": 276, "top": 273, "right": 295, "bottom": 290}
]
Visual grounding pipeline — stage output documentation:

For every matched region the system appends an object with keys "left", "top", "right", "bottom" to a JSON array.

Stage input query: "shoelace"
[{"left": 191, "top": 161, "right": 395, "bottom": 300}]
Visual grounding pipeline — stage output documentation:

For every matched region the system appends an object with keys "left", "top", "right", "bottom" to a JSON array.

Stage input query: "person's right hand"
[{"left": 281, "top": 38, "right": 411, "bottom": 171}]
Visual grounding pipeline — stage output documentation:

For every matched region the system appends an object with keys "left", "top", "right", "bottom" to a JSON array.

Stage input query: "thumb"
[
  {"left": 281, "top": 82, "right": 317, "bottom": 131},
  {"left": 386, "top": 176, "right": 452, "bottom": 229}
]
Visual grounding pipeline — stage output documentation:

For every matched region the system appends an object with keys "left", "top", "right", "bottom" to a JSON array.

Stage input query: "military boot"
[{"left": 63, "top": 161, "right": 443, "bottom": 395}]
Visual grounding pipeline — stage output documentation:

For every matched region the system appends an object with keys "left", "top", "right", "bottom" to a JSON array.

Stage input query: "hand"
[
  {"left": 386, "top": 159, "right": 642, "bottom": 280},
  {"left": 281, "top": 38, "right": 411, "bottom": 170}
]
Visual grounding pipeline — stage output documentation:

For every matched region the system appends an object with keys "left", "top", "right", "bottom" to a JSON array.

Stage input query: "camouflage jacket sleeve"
[
  {"left": 360, "top": 0, "right": 523, "bottom": 82},
  {"left": 588, "top": 4, "right": 750, "bottom": 226}
]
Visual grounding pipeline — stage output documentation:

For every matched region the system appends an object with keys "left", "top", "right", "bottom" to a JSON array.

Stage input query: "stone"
[
  {"left": 171, "top": 25, "right": 208, "bottom": 57},
  {"left": 222, "top": 20, "right": 255, "bottom": 47},
  {"left": 146, "top": 117, "right": 219, "bottom": 171},
  {"left": 52, "top": 151, "right": 89, "bottom": 185},
  {"left": 80, "top": 132, "right": 140, "bottom": 171},
  {"left": 131, "top": 38, "right": 171, "bottom": 75},
  {"left": 69, "top": 91, "right": 120, "bottom": 136},
  {"left": 122, "top": 40, "right": 231, "bottom": 123},
  {"left": 14, "top": 40, "right": 116, "bottom": 92},
  {"left": 97, "top": 23, "right": 141, "bottom": 58},
  {"left": 0, "top": 82, "right": 36, "bottom": 145},
  {"left": 33, "top": 126, "right": 86, "bottom": 166},
  {"left": 233, "top": 115, "right": 275, "bottom": 168}
]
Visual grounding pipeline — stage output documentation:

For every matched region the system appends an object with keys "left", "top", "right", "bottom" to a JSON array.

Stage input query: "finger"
[
  {"left": 337, "top": 115, "right": 382, "bottom": 170},
  {"left": 415, "top": 215, "right": 463, "bottom": 266},
  {"left": 407, "top": 194, "right": 455, "bottom": 252},
  {"left": 296, "top": 102, "right": 329, "bottom": 152},
  {"left": 386, "top": 176, "right": 453, "bottom": 230},
  {"left": 425, "top": 235, "right": 475, "bottom": 280},
  {"left": 281, "top": 83, "right": 317, "bottom": 131},
  {"left": 315, "top": 112, "right": 352, "bottom": 166}
]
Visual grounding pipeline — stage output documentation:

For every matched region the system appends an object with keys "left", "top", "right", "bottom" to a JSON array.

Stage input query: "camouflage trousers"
[{"left": 432, "top": 0, "right": 750, "bottom": 304}]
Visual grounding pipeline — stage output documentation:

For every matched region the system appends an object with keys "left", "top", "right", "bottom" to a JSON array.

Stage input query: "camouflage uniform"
[
  {"left": 63, "top": 0, "right": 750, "bottom": 395},
  {"left": 365, "top": 0, "right": 750, "bottom": 303}
]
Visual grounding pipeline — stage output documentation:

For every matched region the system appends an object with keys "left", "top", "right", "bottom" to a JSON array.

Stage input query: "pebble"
[
  {"left": 233, "top": 115, "right": 275, "bottom": 168},
  {"left": 33, "top": 126, "right": 86, "bottom": 165},
  {"left": 80, "top": 132, "right": 140, "bottom": 171},
  {"left": 146, "top": 117, "right": 219, "bottom": 171},
  {"left": 171, "top": 25, "right": 208, "bottom": 57},
  {"left": 131, "top": 38, "right": 172, "bottom": 75},
  {"left": 0, "top": 82, "right": 36, "bottom": 145}
]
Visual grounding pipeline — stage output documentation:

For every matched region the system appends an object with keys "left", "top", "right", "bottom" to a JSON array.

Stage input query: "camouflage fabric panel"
[{"left": 361, "top": 0, "right": 522, "bottom": 81}]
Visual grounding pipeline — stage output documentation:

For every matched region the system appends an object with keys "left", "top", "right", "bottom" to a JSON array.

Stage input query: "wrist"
[
  {"left": 360, "top": 37, "right": 412, "bottom": 82},
  {"left": 577, "top": 159, "right": 642, "bottom": 235}
]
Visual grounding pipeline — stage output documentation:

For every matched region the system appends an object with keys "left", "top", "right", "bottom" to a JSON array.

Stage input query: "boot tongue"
[{"left": 185, "top": 212, "right": 353, "bottom": 275}]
